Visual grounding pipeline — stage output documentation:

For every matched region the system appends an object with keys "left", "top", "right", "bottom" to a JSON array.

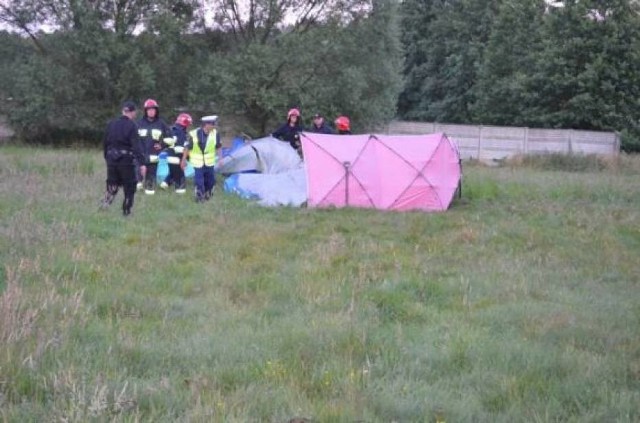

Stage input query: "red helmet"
[
  {"left": 175, "top": 113, "right": 193, "bottom": 127},
  {"left": 144, "top": 98, "right": 159, "bottom": 109},
  {"left": 335, "top": 116, "right": 350, "bottom": 131},
  {"left": 287, "top": 108, "right": 300, "bottom": 119}
]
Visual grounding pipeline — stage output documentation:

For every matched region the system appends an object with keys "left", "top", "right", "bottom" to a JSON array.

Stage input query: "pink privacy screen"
[{"left": 300, "top": 132, "right": 461, "bottom": 212}]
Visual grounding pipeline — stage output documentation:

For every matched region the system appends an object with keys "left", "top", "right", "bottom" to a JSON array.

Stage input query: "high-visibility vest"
[{"left": 189, "top": 129, "right": 217, "bottom": 168}]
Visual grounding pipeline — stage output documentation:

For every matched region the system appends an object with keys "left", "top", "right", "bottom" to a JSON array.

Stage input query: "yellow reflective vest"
[{"left": 189, "top": 129, "right": 217, "bottom": 168}]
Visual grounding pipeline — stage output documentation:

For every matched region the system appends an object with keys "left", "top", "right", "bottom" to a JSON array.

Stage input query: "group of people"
[
  {"left": 100, "top": 100, "right": 352, "bottom": 217},
  {"left": 100, "top": 99, "right": 221, "bottom": 216},
  {"left": 272, "top": 108, "right": 351, "bottom": 155}
]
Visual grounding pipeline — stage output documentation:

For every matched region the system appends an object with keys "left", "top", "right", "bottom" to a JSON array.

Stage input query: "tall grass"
[{"left": 1, "top": 147, "right": 639, "bottom": 421}]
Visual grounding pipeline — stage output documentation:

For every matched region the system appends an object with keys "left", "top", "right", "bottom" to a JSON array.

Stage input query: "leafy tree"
[
  {"left": 322, "top": 0, "right": 404, "bottom": 130},
  {"left": 135, "top": 1, "right": 202, "bottom": 110},
  {"left": 471, "top": 0, "right": 547, "bottom": 126},
  {"left": 399, "top": 0, "right": 640, "bottom": 151},
  {"left": 398, "top": 0, "right": 499, "bottom": 123},
  {"left": 525, "top": 0, "right": 640, "bottom": 139},
  {"left": 190, "top": 0, "right": 403, "bottom": 136},
  {"left": 0, "top": 32, "right": 30, "bottom": 113},
  {"left": 2, "top": 0, "right": 402, "bottom": 141},
  {"left": 0, "top": 0, "right": 198, "bottom": 141},
  {"left": 207, "top": 0, "right": 372, "bottom": 45}
]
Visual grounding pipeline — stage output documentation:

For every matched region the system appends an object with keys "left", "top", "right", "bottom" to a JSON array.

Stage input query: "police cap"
[
  {"left": 201, "top": 115, "right": 218, "bottom": 125},
  {"left": 122, "top": 101, "right": 136, "bottom": 112}
]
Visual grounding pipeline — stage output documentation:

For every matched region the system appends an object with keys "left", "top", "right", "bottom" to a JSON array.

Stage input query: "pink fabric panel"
[
  {"left": 301, "top": 136, "right": 345, "bottom": 207},
  {"left": 350, "top": 137, "right": 382, "bottom": 207},
  {"left": 373, "top": 135, "right": 437, "bottom": 210},
  {"left": 422, "top": 135, "right": 461, "bottom": 209},
  {"left": 301, "top": 132, "right": 460, "bottom": 212},
  {"left": 372, "top": 138, "right": 421, "bottom": 209},
  {"left": 393, "top": 187, "right": 443, "bottom": 211},
  {"left": 301, "top": 133, "right": 369, "bottom": 207},
  {"left": 320, "top": 177, "right": 374, "bottom": 208},
  {"left": 377, "top": 134, "right": 439, "bottom": 166}
]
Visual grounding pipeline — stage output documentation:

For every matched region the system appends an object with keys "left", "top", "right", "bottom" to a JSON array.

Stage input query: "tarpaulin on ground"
[{"left": 216, "top": 136, "right": 306, "bottom": 207}]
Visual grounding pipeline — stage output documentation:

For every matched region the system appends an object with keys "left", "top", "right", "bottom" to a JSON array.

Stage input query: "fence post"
[
  {"left": 524, "top": 127, "right": 529, "bottom": 154},
  {"left": 477, "top": 125, "right": 483, "bottom": 160},
  {"left": 568, "top": 129, "right": 573, "bottom": 154}
]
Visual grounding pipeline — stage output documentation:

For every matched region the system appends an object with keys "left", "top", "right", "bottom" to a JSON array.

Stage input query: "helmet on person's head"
[
  {"left": 175, "top": 113, "right": 193, "bottom": 127},
  {"left": 335, "top": 115, "right": 350, "bottom": 132},
  {"left": 144, "top": 99, "right": 159, "bottom": 109},
  {"left": 287, "top": 108, "right": 301, "bottom": 119}
]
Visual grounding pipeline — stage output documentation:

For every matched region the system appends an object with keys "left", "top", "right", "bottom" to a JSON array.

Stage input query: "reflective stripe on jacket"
[{"left": 189, "top": 128, "right": 217, "bottom": 168}]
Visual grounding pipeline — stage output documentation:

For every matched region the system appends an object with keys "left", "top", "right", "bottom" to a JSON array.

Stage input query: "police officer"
[
  {"left": 181, "top": 115, "right": 221, "bottom": 202},
  {"left": 137, "top": 98, "right": 171, "bottom": 195},
  {"left": 100, "top": 101, "right": 146, "bottom": 216},
  {"left": 308, "top": 113, "right": 333, "bottom": 134}
]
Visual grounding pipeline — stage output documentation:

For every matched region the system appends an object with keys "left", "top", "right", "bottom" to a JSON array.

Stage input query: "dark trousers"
[
  {"left": 168, "top": 164, "right": 185, "bottom": 191},
  {"left": 135, "top": 162, "right": 143, "bottom": 183},
  {"left": 193, "top": 166, "right": 215, "bottom": 201},
  {"left": 103, "top": 161, "right": 137, "bottom": 215},
  {"left": 144, "top": 163, "right": 157, "bottom": 191}
]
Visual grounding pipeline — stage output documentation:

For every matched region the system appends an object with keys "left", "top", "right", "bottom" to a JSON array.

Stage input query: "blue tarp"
[{"left": 156, "top": 151, "right": 194, "bottom": 182}]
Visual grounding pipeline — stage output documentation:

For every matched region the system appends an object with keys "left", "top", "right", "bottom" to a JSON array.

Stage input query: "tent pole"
[
  {"left": 458, "top": 158, "right": 462, "bottom": 199},
  {"left": 343, "top": 161, "right": 351, "bottom": 206}
]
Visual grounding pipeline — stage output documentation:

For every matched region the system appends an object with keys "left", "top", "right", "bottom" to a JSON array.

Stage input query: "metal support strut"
[{"left": 343, "top": 161, "right": 351, "bottom": 206}]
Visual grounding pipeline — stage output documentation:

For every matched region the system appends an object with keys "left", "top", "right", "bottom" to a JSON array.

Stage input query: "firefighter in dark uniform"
[
  {"left": 272, "top": 108, "right": 304, "bottom": 155},
  {"left": 137, "top": 98, "right": 171, "bottom": 195},
  {"left": 161, "top": 113, "right": 192, "bottom": 194},
  {"left": 99, "top": 101, "right": 146, "bottom": 216},
  {"left": 181, "top": 115, "right": 221, "bottom": 202}
]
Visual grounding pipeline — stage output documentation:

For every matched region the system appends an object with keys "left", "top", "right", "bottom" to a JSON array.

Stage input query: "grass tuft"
[{"left": 506, "top": 152, "right": 640, "bottom": 174}]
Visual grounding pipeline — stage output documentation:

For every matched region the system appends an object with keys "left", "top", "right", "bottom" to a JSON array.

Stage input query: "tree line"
[{"left": 1, "top": 0, "right": 639, "bottom": 151}]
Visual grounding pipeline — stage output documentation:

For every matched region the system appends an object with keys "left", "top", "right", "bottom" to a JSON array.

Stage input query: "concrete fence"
[{"left": 384, "top": 121, "right": 621, "bottom": 160}]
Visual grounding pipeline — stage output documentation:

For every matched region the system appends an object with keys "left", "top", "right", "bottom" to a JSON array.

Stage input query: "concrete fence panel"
[
  {"left": 384, "top": 121, "right": 619, "bottom": 160},
  {"left": 433, "top": 124, "right": 481, "bottom": 159},
  {"left": 527, "top": 128, "right": 571, "bottom": 154},
  {"left": 478, "top": 126, "right": 527, "bottom": 160},
  {"left": 570, "top": 130, "right": 619, "bottom": 155}
]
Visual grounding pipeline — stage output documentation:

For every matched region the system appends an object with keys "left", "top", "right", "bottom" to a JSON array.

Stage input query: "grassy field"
[{"left": 1, "top": 147, "right": 639, "bottom": 422}]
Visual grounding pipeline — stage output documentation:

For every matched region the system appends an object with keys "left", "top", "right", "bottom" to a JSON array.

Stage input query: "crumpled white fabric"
[
  {"left": 233, "top": 168, "right": 307, "bottom": 207},
  {"left": 216, "top": 136, "right": 302, "bottom": 174},
  {"left": 217, "top": 136, "right": 307, "bottom": 207}
]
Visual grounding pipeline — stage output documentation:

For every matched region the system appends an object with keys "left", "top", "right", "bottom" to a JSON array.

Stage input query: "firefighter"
[
  {"left": 181, "top": 115, "right": 221, "bottom": 202},
  {"left": 99, "top": 101, "right": 146, "bottom": 216},
  {"left": 272, "top": 108, "right": 304, "bottom": 153},
  {"left": 137, "top": 98, "right": 171, "bottom": 195},
  {"left": 335, "top": 115, "right": 352, "bottom": 135},
  {"left": 161, "top": 113, "right": 192, "bottom": 194}
]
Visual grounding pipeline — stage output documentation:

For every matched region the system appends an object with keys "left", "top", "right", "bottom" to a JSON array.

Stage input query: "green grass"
[{"left": 1, "top": 146, "right": 639, "bottom": 422}]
